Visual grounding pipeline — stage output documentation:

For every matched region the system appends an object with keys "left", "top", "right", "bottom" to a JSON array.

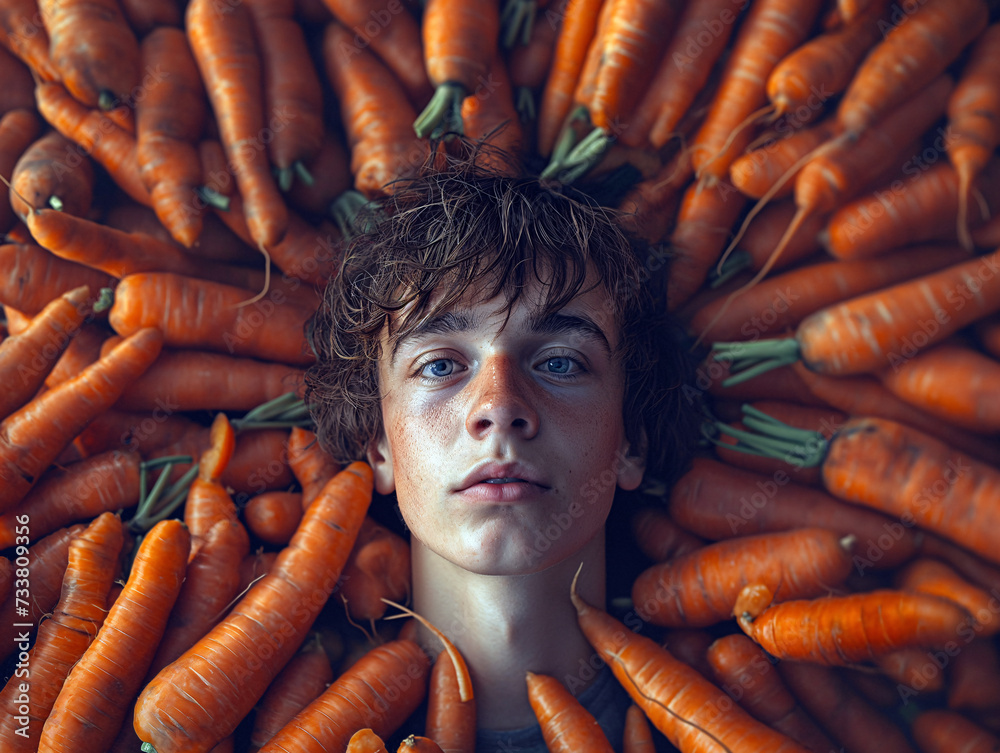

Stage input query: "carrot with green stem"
[
  {"left": 0, "top": 285, "right": 92, "bottom": 420},
  {"left": 0, "top": 512, "right": 123, "bottom": 752},
  {"left": 507, "top": 2, "right": 562, "bottom": 122},
  {"left": 948, "top": 24, "right": 1000, "bottom": 250},
  {"left": 136, "top": 27, "right": 209, "bottom": 248},
  {"left": 186, "top": 0, "right": 288, "bottom": 249},
  {"left": 0, "top": 243, "right": 115, "bottom": 317},
  {"left": 134, "top": 462, "right": 373, "bottom": 753},
  {"left": 425, "top": 648, "right": 476, "bottom": 753},
  {"left": 415, "top": 0, "right": 501, "bottom": 139},
  {"left": 39, "top": 518, "right": 190, "bottom": 753},
  {"left": 461, "top": 55, "right": 523, "bottom": 172},
  {"left": 286, "top": 131, "right": 353, "bottom": 217},
  {"left": 526, "top": 671, "right": 616, "bottom": 753},
  {"left": 571, "top": 570, "right": 810, "bottom": 752},
  {"left": 0, "top": 326, "right": 163, "bottom": 511},
  {"left": 10, "top": 130, "right": 96, "bottom": 222}
]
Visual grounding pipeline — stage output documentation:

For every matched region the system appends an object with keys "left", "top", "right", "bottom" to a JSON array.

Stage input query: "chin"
[{"left": 447, "top": 530, "right": 590, "bottom": 576}]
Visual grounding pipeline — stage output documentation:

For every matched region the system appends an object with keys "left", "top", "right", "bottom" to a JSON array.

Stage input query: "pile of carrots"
[{"left": 1, "top": 0, "right": 1000, "bottom": 750}]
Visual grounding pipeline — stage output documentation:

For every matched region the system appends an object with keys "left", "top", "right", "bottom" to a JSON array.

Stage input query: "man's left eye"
[{"left": 541, "top": 356, "right": 578, "bottom": 374}]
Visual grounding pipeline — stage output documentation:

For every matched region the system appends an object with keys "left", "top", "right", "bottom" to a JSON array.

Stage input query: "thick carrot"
[
  {"left": 0, "top": 449, "right": 140, "bottom": 549},
  {"left": 779, "top": 661, "right": 916, "bottom": 753},
  {"left": 0, "top": 108, "right": 41, "bottom": 232},
  {"left": 0, "top": 0, "right": 60, "bottom": 82},
  {"left": 837, "top": 0, "right": 989, "bottom": 138},
  {"left": 912, "top": 709, "right": 1000, "bottom": 753},
  {"left": 878, "top": 342, "right": 1000, "bottom": 434},
  {"left": 136, "top": 26, "right": 209, "bottom": 248},
  {"left": 287, "top": 426, "right": 342, "bottom": 509},
  {"left": 108, "top": 272, "right": 314, "bottom": 366},
  {"left": 535, "top": 0, "right": 604, "bottom": 156},
  {"left": 245, "top": 0, "right": 325, "bottom": 184},
  {"left": 0, "top": 285, "right": 92, "bottom": 420},
  {"left": 415, "top": 0, "right": 500, "bottom": 138},
  {"left": 0, "top": 327, "right": 163, "bottom": 511},
  {"left": 0, "top": 512, "right": 123, "bottom": 752},
  {"left": 526, "top": 670, "right": 616, "bottom": 753},
  {"left": 0, "top": 242, "right": 116, "bottom": 317},
  {"left": 667, "top": 457, "right": 920, "bottom": 569},
  {"left": 631, "top": 527, "right": 854, "bottom": 628},
  {"left": 134, "top": 462, "right": 373, "bottom": 753},
  {"left": 571, "top": 581, "right": 809, "bottom": 752},
  {"left": 38, "top": 518, "right": 190, "bottom": 752},
  {"left": 258, "top": 639, "right": 430, "bottom": 753},
  {"left": 690, "top": 0, "right": 823, "bottom": 185},
  {"left": 248, "top": 634, "right": 334, "bottom": 752},
  {"left": 735, "top": 583, "right": 973, "bottom": 664},
  {"left": 629, "top": 507, "right": 703, "bottom": 563},
  {"left": 340, "top": 516, "right": 411, "bottom": 621},
  {"left": 706, "top": 633, "right": 839, "bottom": 753},
  {"left": 10, "top": 130, "right": 95, "bottom": 222},
  {"left": 186, "top": 0, "right": 288, "bottom": 248},
  {"left": 34, "top": 81, "right": 150, "bottom": 206},
  {"left": 45, "top": 322, "right": 112, "bottom": 390},
  {"left": 102, "top": 344, "right": 305, "bottom": 413},
  {"left": 896, "top": 558, "right": 1000, "bottom": 636},
  {"left": 244, "top": 490, "right": 304, "bottom": 546},
  {"left": 322, "top": 0, "right": 433, "bottom": 108},
  {"left": 425, "top": 648, "right": 476, "bottom": 753},
  {"left": 324, "top": 22, "right": 428, "bottom": 198},
  {"left": 0, "top": 523, "right": 86, "bottom": 664},
  {"left": 39, "top": 0, "right": 141, "bottom": 109}
]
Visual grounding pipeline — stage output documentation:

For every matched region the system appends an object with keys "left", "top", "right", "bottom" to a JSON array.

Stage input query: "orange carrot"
[
  {"left": 526, "top": 671, "right": 616, "bottom": 753},
  {"left": 706, "top": 633, "right": 839, "bottom": 753},
  {"left": 107, "top": 272, "right": 315, "bottom": 366},
  {"left": 660, "top": 628, "right": 715, "bottom": 680},
  {"left": 735, "top": 583, "right": 973, "bottom": 664},
  {"left": 288, "top": 427, "right": 342, "bottom": 509},
  {"left": 183, "top": 412, "right": 241, "bottom": 539},
  {"left": 238, "top": 549, "right": 279, "bottom": 594},
  {"left": 10, "top": 129, "right": 95, "bottom": 222},
  {"left": 38, "top": 518, "right": 190, "bottom": 753},
  {"left": 629, "top": 507, "right": 703, "bottom": 563},
  {"left": 347, "top": 728, "right": 390, "bottom": 753},
  {"left": 460, "top": 55, "right": 523, "bottom": 170},
  {"left": 340, "top": 516, "right": 411, "bottom": 622},
  {"left": 0, "top": 285, "right": 92, "bottom": 420},
  {"left": 324, "top": 22, "right": 428, "bottom": 198},
  {"left": 874, "top": 647, "right": 946, "bottom": 695},
  {"left": 134, "top": 463, "right": 373, "bottom": 753},
  {"left": 286, "top": 132, "right": 353, "bottom": 217},
  {"left": 0, "top": 449, "right": 140, "bottom": 549},
  {"left": 616, "top": 147, "right": 693, "bottom": 243},
  {"left": 896, "top": 558, "right": 1000, "bottom": 636},
  {"left": 622, "top": 704, "right": 654, "bottom": 753},
  {"left": 729, "top": 118, "right": 840, "bottom": 200},
  {"left": 136, "top": 26, "right": 209, "bottom": 248},
  {"left": 0, "top": 0, "right": 60, "bottom": 81},
  {"left": 912, "top": 709, "right": 1000, "bottom": 753},
  {"left": 571, "top": 578, "right": 810, "bottom": 752},
  {"left": 425, "top": 649, "right": 476, "bottom": 753},
  {"left": 244, "top": 490, "right": 304, "bottom": 546},
  {"left": 118, "top": 0, "right": 183, "bottom": 35},
  {"left": 259, "top": 639, "right": 430, "bottom": 753},
  {"left": 0, "top": 512, "right": 123, "bottom": 752},
  {"left": 186, "top": 0, "right": 288, "bottom": 248},
  {"left": 398, "top": 736, "right": 445, "bottom": 753},
  {"left": 248, "top": 634, "right": 334, "bottom": 752},
  {"left": 0, "top": 327, "right": 163, "bottom": 511},
  {"left": 0, "top": 242, "right": 116, "bottom": 317},
  {"left": 0, "top": 108, "right": 42, "bottom": 232},
  {"left": 632, "top": 527, "right": 854, "bottom": 628},
  {"left": 507, "top": 1, "right": 561, "bottom": 121}
]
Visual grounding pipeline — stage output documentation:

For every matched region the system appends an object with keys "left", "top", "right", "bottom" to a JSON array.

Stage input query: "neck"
[{"left": 410, "top": 531, "right": 606, "bottom": 731}]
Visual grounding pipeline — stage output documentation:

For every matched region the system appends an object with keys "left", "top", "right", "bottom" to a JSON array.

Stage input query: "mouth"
[{"left": 456, "top": 463, "right": 550, "bottom": 493}]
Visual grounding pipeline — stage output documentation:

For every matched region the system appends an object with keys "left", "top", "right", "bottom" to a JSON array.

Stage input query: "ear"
[
  {"left": 616, "top": 429, "right": 647, "bottom": 492},
  {"left": 366, "top": 430, "right": 396, "bottom": 495}
]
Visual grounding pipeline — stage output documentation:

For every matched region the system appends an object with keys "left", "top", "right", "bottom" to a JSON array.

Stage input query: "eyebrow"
[{"left": 389, "top": 308, "right": 612, "bottom": 364}]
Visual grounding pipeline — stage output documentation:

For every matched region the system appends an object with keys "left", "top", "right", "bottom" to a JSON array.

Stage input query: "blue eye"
[
  {"left": 542, "top": 356, "right": 575, "bottom": 374},
  {"left": 422, "top": 359, "right": 455, "bottom": 377}
]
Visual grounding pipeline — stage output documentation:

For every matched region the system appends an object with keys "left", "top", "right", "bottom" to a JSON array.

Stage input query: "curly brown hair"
[{"left": 305, "top": 149, "right": 701, "bottom": 488}]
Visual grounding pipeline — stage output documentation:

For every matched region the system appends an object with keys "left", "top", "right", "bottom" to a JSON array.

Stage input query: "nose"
[{"left": 465, "top": 354, "right": 540, "bottom": 440}]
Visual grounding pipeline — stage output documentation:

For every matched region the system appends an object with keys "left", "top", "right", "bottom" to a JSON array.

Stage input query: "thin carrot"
[
  {"left": 425, "top": 648, "right": 476, "bottom": 753},
  {"left": 706, "top": 633, "right": 839, "bottom": 753},
  {"left": 526, "top": 670, "right": 616, "bottom": 753},
  {"left": 134, "top": 462, "right": 373, "bottom": 753},
  {"left": 347, "top": 728, "right": 390, "bottom": 753},
  {"left": 186, "top": 0, "right": 288, "bottom": 248},
  {"left": 622, "top": 704, "right": 655, "bottom": 753},
  {"left": 0, "top": 327, "right": 163, "bottom": 511},
  {"left": 629, "top": 507, "right": 703, "bottom": 563},
  {"left": 10, "top": 130, "right": 95, "bottom": 222},
  {"left": 244, "top": 490, "right": 304, "bottom": 546},
  {"left": 0, "top": 512, "right": 123, "bottom": 752},
  {"left": 287, "top": 427, "right": 342, "bottom": 509},
  {"left": 258, "top": 639, "right": 430, "bottom": 753},
  {"left": 245, "top": 0, "right": 325, "bottom": 187},
  {"left": 912, "top": 709, "right": 1000, "bottom": 753},
  {"left": 324, "top": 22, "right": 428, "bottom": 198},
  {"left": 570, "top": 575, "right": 810, "bottom": 752},
  {"left": 0, "top": 285, "right": 92, "bottom": 420},
  {"left": 0, "top": 449, "right": 140, "bottom": 549},
  {"left": 415, "top": 0, "right": 500, "bottom": 138},
  {"left": 107, "top": 272, "right": 315, "bottom": 366},
  {"left": 38, "top": 518, "right": 190, "bottom": 753},
  {"left": 0, "top": 242, "right": 116, "bottom": 317},
  {"left": 729, "top": 118, "right": 839, "bottom": 200},
  {"left": 667, "top": 457, "right": 921, "bottom": 569},
  {"left": 322, "top": 0, "right": 433, "bottom": 108},
  {"left": 248, "top": 634, "right": 334, "bottom": 752},
  {"left": 631, "top": 527, "right": 854, "bottom": 628},
  {"left": 896, "top": 558, "right": 1000, "bottom": 636},
  {"left": 136, "top": 26, "right": 209, "bottom": 248},
  {"left": 734, "top": 583, "right": 973, "bottom": 664},
  {"left": 0, "top": 108, "right": 41, "bottom": 231},
  {"left": 34, "top": 81, "right": 151, "bottom": 206}
]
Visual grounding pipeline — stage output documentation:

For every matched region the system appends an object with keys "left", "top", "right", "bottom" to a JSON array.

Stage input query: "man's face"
[{"left": 368, "top": 273, "right": 645, "bottom": 576}]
